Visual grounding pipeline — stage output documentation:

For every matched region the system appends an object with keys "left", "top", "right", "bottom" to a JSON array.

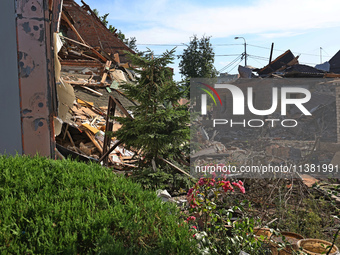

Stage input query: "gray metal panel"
[{"left": 0, "top": 1, "right": 23, "bottom": 155}]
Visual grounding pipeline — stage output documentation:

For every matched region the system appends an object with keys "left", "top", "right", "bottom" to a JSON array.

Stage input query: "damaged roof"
[
  {"left": 329, "top": 50, "right": 340, "bottom": 74},
  {"left": 283, "top": 64, "right": 325, "bottom": 78},
  {"left": 61, "top": 0, "right": 135, "bottom": 63},
  {"left": 254, "top": 50, "right": 297, "bottom": 76}
]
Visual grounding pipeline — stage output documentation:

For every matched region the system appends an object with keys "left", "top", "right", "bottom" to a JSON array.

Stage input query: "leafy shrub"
[
  {"left": 185, "top": 174, "right": 271, "bottom": 254},
  {"left": 0, "top": 155, "right": 198, "bottom": 254},
  {"left": 130, "top": 166, "right": 193, "bottom": 192}
]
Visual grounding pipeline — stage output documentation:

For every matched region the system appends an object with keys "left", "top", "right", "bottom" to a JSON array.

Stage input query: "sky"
[{"left": 75, "top": 0, "right": 340, "bottom": 81}]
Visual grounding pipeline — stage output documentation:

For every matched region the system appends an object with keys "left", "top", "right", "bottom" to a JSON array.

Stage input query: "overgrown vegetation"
[
  {"left": 244, "top": 178, "right": 340, "bottom": 248},
  {"left": 0, "top": 155, "right": 198, "bottom": 254}
]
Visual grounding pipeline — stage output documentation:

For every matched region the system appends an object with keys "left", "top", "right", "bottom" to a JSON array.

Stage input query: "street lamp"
[{"left": 235, "top": 36, "right": 247, "bottom": 67}]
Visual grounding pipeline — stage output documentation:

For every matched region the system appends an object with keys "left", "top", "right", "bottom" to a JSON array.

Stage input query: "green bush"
[
  {"left": 0, "top": 155, "right": 198, "bottom": 254},
  {"left": 130, "top": 167, "right": 193, "bottom": 192}
]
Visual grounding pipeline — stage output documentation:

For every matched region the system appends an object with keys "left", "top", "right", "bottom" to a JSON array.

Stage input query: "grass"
[{"left": 0, "top": 154, "right": 198, "bottom": 254}]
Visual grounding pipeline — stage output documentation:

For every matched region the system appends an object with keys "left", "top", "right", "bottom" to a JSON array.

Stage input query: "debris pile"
[
  {"left": 55, "top": 95, "right": 137, "bottom": 169},
  {"left": 54, "top": 0, "right": 140, "bottom": 170}
]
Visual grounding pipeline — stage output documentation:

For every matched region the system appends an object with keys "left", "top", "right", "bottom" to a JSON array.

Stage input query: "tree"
[
  {"left": 113, "top": 49, "right": 190, "bottom": 165},
  {"left": 93, "top": 9, "right": 138, "bottom": 52},
  {"left": 178, "top": 35, "right": 218, "bottom": 97}
]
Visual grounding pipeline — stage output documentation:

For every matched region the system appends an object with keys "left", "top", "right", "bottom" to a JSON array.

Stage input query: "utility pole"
[
  {"left": 235, "top": 37, "right": 247, "bottom": 66},
  {"left": 320, "top": 47, "right": 322, "bottom": 64}
]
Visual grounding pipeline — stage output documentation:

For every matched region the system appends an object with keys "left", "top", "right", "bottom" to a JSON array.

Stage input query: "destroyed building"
[
  {"left": 3, "top": 0, "right": 340, "bottom": 177},
  {"left": 0, "top": 0, "right": 141, "bottom": 169},
  {"left": 55, "top": 0, "right": 140, "bottom": 167}
]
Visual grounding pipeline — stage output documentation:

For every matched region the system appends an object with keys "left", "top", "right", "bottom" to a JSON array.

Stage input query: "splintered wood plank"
[
  {"left": 84, "top": 129, "right": 103, "bottom": 154},
  {"left": 101, "top": 61, "right": 112, "bottom": 84},
  {"left": 82, "top": 86, "right": 103, "bottom": 96},
  {"left": 82, "top": 123, "right": 100, "bottom": 135},
  {"left": 101, "top": 72, "right": 108, "bottom": 84},
  {"left": 77, "top": 99, "right": 94, "bottom": 107}
]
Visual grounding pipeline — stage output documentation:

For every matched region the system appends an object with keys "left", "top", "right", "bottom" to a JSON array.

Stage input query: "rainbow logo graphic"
[
  {"left": 197, "top": 82, "right": 222, "bottom": 115},
  {"left": 198, "top": 82, "right": 222, "bottom": 106}
]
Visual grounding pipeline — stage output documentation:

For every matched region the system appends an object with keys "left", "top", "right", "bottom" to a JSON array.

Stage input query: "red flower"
[
  {"left": 221, "top": 181, "right": 234, "bottom": 192},
  {"left": 209, "top": 178, "right": 216, "bottom": 186},
  {"left": 232, "top": 181, "right": 246, "bottom": 194},
  {"left": 187, "top": 216, "right": 196, "bottom": 221},
  {"left": 187, "top": 188, "right": 194, "bottom": 196},
  {"left": 198, "top": 178, "right": 206, "bottom": 186}
]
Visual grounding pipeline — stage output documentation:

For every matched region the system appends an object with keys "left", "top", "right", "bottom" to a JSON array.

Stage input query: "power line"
[
  {"left": 137, "top": 42, "right": 332, "bottom": 58},
  {"left": 153, "top": 54, "right": 241, "bottom": 57},
  {"left": 136, "top": 44, "right": 184, "bottom": 46},
  {"left": 321, "top": 47, "right": 331, "bottom": 57},
  {"left": 215, "top": 54, "right": 242, "bottom": 57},
  {"left": 136, "top": 43, "right": 243, "bottom": 46},
  {"left": 249, "top": 57, "right": 267, "bottom": 67},
  {"left": 247, "top": 54, "right": 269, "bottom": 61},
  {"left": 226, "top": 59, "right": 243, "bottom": 74},
  {"left": 218, "top": 54, "right": 243, "bottom": 73},
  {"left": 247, "top": 44, "right": 331, "bottom": 58},
  {"left": 293, "top": 51, "right": 330, "bottom": 57}
]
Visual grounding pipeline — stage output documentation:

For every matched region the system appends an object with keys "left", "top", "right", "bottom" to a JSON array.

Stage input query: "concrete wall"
[{"left": 0, "top": 2, "right": 23, "bottom": 155}]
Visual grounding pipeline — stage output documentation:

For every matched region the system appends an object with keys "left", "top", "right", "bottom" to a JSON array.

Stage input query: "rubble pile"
[
  {"left": 54, "top": 0, "right": 140, "bottom": 170},
  {"left": 55, "top": 97, "right": 136, "bottom": 168}
]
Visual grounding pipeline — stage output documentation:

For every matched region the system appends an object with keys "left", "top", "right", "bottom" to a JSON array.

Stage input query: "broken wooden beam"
[
  {"left": 84, "top": 129, "right": 103, "bottom": 154},
  {"left": 102, "top": 95, "right": 116, "bottom": 165},
  {"left": 66, "top": 130, "right": 82, "bottom": 154},
  {"left": 61, "top": 12, "right": 86, "bottom": 44},
  {"left": 99, "top": 140, "right": 123, "bottom": 163},
  {"left": 82, "top": 86, "right": 103, "bottom": 96},
  {"left": 159, "top": 157, "right": 195, "bottom": 179},
  {"left": 109, "top": 95, "right": 133, "bottom": 119},
  {"left": 114, "top": 53, "right": 120, "bottom": 64},
  {"left": 60, "top": 13, "right": 108, "bottom": 63},
  {"left": 75, "top": 96, "right": 105, "bottom": 116},
  {"left": 101, "top": 61, "right": 112, "bottom": 84}
]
